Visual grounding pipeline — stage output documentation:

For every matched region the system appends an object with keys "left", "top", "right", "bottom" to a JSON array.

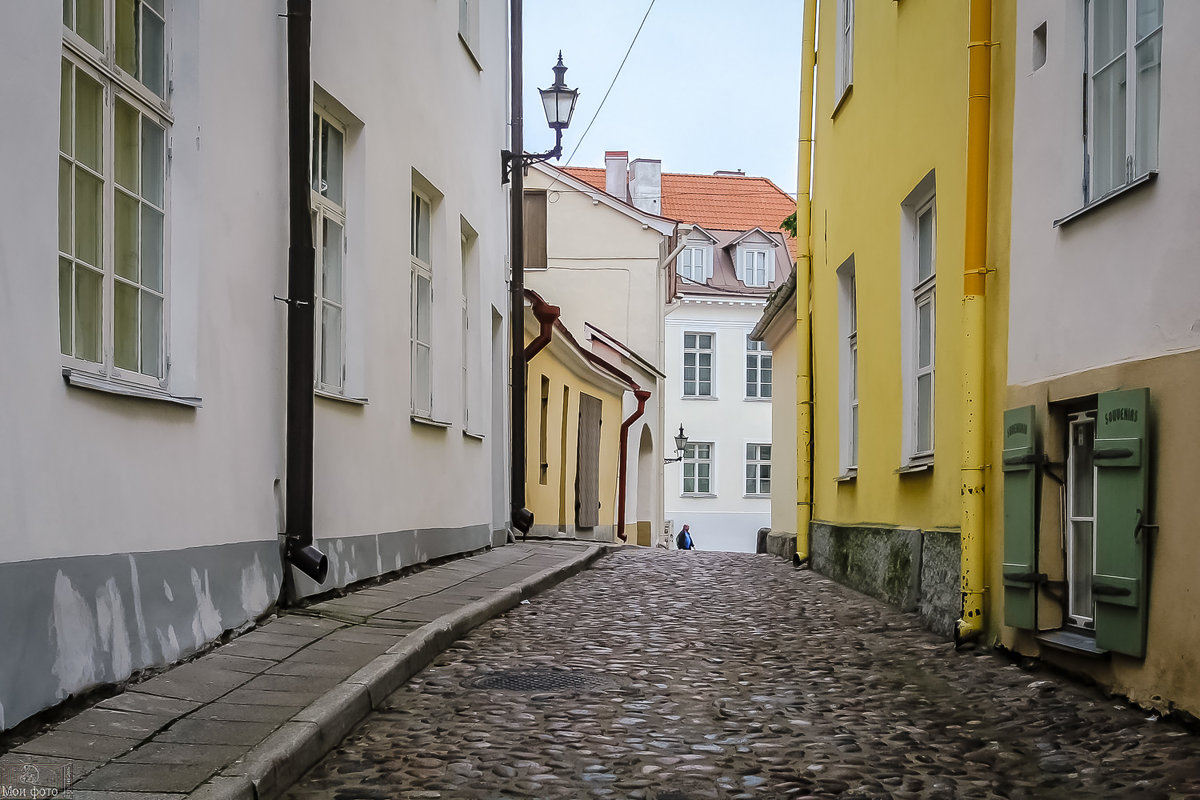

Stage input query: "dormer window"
[
  {"left": 679, "top": 246, "right": 708, "bottom": 282},
  {"left": 742, "top": 249, "right": 771, "bottom": 287}
]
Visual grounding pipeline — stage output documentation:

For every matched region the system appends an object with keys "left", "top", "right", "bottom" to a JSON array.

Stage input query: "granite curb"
[{"left": 188, "top": 543, "right": 605, "bottom": 800}]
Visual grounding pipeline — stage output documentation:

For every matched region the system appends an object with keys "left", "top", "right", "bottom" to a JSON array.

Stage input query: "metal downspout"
[
  {"left": 508, "top": 0, "right": 534, "bottom": 537},
  {"left": 959, "top": 0, "right": 994, "bottom": 641},
  {"left": 524, "top": 296, "right": 561, "bottom": 361},
  {"left": 617, "top": 390, "right": 652, "bottom": 543},
  {"left": 793, "top": 0, "right": 817, "bottom": 563},
  {"left": 281, "top": 0, "right": 327, "bottom": 591}
]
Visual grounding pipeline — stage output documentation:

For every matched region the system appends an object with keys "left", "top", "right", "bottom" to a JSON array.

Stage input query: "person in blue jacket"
[{"left": 676, "top": 524, "right": 695, "bottom": 550}]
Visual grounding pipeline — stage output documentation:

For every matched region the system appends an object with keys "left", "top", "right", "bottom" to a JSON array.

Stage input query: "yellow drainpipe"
[
  {"left": 960, "top": 0, "right": 993, "bottom": 641},
  {"left": 794, "top": 0, "right": 817, "bottom": 562}
]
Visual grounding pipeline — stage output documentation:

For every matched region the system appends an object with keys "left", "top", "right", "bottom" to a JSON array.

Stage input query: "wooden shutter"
[
  {"left": 575, "top": 393, "right": 602, "bottom": 528},
  {"left": 524, "top": 191, "right": 547, "bottom": 269},
  {"left": 1093, "top": 387, "right": 1151, "bottom": 657},
  {"left": 1001, "top": 405, "right": 1040, "bottom": 630}
]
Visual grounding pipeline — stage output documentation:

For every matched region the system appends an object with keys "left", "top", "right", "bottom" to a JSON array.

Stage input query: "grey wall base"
[
  {"left": 810, "top": 522, "right": 961, "bottom": 638},
  {"left": 526, "top": 524, "right": 615, "bottom": 543}
]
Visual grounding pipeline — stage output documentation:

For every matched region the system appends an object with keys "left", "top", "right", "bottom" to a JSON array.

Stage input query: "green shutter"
[
  {"left": 1094, "top": 388, "right": 1151, "bottom": 658},
  {"left": 1002, "top": 406, "right": 1040, "bottom": 630}
]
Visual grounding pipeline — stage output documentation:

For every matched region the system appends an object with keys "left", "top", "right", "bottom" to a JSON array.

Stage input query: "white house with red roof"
[{"left": 566, "top": 153, "right": 795, "bottom": 552}]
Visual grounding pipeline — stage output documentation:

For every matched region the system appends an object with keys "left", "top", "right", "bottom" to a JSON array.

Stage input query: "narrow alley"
[{"left": 281, "top": 550, "right": 1200, "bottom": 799}]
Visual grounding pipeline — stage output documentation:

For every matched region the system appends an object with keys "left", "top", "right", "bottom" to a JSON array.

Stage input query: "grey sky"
[{"left": 522, "top": 0, "right": 803, "bottom": 192}]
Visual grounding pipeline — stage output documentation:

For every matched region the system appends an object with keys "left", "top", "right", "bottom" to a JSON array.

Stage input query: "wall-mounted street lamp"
[
  {"left": 665, "top": 425, "right": 689, "bottom": 463},
  {"left": 502, "top": 52, "right": 579, "bottom": 183}
]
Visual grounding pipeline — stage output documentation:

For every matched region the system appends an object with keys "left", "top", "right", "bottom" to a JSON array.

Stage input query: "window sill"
[
  {"left": 458, "top": 33, "right": 483, "bottom": 71},
  {"left": 63, "top": 368, "right": 202, "bottom": 408},
  {"left": 895, "top": 459, "right": 933, "bottom": 475},
  {"left": 411, "top": 413, "right": 452, "bottom": 429},
  {"left": 743, "top": 397, "right": 772, "bottom": 402},
  {"left": 743, "top": 493, "right": 770, "bottom": 499},
  {"left": 682, "top": 395, "right": 719, "bottom": 401},
  {"left": 1053, "top": 171, "right": 1157, "bottom": 228},
  {"left": 681, "top": 493, "right": 718, "bottom": 499},
  {"left": 1036, "top": 629, "right": 1108, "bottom": 658},
  {"left": 315, "top": 389, "right": 368, "bottom": 406},
  {"left": 463, "top": 429, "right": 486, "bottom": 441},
  {"left": 835, "top": 470, "right": 858, "bottom": 483},
  {"left": 831, "top": 84, "right": 854, "bottom": 119}
]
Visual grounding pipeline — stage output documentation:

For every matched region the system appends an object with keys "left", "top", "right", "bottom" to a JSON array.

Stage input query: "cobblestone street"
[{"left": 282, "top": 549, "right": 1200, "bottom": 799}]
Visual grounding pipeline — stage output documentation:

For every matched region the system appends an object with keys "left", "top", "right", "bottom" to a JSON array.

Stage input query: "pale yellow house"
[{"left": 757, "top": 0, "right": 1014, "bottom": 639}]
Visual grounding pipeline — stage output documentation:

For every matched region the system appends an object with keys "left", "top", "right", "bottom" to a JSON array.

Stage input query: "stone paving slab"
[{"left": 0, "top": 541, "right": 602, "bottom": 800}]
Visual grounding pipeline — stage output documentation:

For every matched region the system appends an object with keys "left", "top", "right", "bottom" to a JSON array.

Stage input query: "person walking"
[{"left": 676, "top": 524, "right": 695, "bottom": 550}]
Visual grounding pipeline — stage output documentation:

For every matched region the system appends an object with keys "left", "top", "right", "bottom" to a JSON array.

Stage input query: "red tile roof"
[{"left": 563, "top": 166, "right": 797, "bottom": 257}]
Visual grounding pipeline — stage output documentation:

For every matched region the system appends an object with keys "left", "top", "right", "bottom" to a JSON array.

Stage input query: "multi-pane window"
[
  {"left": 1087, "top": 0, "right": 1162, "bottom": 200},
  {"left": 745, "top": 443, "right": 771, "bottom": 496},
  {"left": 312, "top": 110, "right": 346, "bottom": 391},
  {"left": 59, "top": 0, "right": 169, "bottom": 383},
  {"left": 683, "top": 332, "right": 713, "bottom": 397},
  {"left": 847, "top": 274, "right": 859, "bottom": 468},
  {"left": 745, "top": 336, "right": 772, "bottom": 399},
  {"left": 913, "top": 200, "right": 935, "bottom": 456},
  {"left": 679, "top": 247, "right": 706, "bottom": 282},
  {"left": 742, "top": 249, "right": 769, "bottom": 287},
  {"left": 1067, "top": 411, "right": 1098, "bottom": 629},
  {"left": 835, "top": 0, "right": 855, "bottom": 102},
  {"left": 682, "top": 442, "right": 713, "bottom": 495},
  {"left": 411, "top": 190, "right": 434, "bottom": 416}
]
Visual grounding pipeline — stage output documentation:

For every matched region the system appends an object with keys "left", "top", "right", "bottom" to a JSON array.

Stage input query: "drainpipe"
[
  {"left": 508, "top": 0, "right": 534, "bottom": 538},
  {"left": 793, "top": 0, "right": 817, "bottom": 564},
  {"left": 281, "top": 0, "right": 327, "bottom": 588},
  {"left": 524, "top": 297, "right": 561, "bottom": 361},
  {"left": 959, "top": 0, "right": 994, "bottom": 642},
  {"left": 617, "top": 389, "right": 652, "bottom": 543}
]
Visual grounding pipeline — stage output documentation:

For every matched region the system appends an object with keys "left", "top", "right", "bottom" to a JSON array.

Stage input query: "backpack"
[{"left": 676, "top": 530, "right": 693, "bottom": 550}]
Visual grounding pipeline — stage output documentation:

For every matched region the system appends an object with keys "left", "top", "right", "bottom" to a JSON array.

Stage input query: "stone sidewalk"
[{"left": 0, "top": 541, "right": 602, "bottom": 800}]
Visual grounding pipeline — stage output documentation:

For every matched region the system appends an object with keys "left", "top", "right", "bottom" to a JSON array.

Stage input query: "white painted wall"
[
  {"left": 1009, "top": 1, "right": 1200, "bottom": 386},
  {"left": 665, "top": 299, "right": 772, "bottom": 552},
  {"left": 0, "top": 0, "right": 510, "bottom": 729}
]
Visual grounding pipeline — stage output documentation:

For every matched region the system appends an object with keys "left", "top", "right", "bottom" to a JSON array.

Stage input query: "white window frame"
[
  {"left": 742, "top": 249, "right": 771, "bottom": 287},
  {"left": 411, "top": 189, "right": 435, "bottom": 418},
  {"left": 899, "top": 173, "right": 936, "bottom": 465},
  {"left": 745, "top": 442, "right": 771, "bottom": 497},
  {"left": 458, "top": 0, "right": 482, "bottom": 67},
  {"left": 1066, "top": 410, "right": 1098, "bottom": 630},
  {"left": 835, "top": 0, "right": 855, "bottom": 104},
  {"left": 679, "top": 246, "right": 707, "bottom": 283},
  {"left": 837, "top": 257, "right": 858, "bottom": 473},
  {"left": 312, "top": 107, "right": 347, "bottom": 393},
  {"left": 1085, "top": 0, "right": 1163, "bottom": 201},
  {"left": 59, "top": 1, "right": 171, "bottom": 391},
  {"left": 682, "top": 442, "right": 714, "bottom": 496},
  {"left": 460, "top": 217, "right": 482, "bottom": 434},
  {"left": 682, "top": 331, "right": 715, "bottom": 398},
  {"left": 745, "top": 335, "right": 772, "bottom": 400}
]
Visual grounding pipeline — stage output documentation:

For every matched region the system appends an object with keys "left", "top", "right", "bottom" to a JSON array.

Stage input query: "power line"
[{"left": 564, "top": 0, "right": 657, "bottom": 166}]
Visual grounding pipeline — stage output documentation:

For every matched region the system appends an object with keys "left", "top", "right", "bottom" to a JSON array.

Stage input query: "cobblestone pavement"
[{"left": 282, "top": 549, "right": 1200, "bottom": 799}]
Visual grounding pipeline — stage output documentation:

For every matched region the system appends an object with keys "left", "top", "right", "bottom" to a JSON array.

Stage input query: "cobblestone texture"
[{"left": 282, "top": 550, "right": 1200, "bottom": 799}]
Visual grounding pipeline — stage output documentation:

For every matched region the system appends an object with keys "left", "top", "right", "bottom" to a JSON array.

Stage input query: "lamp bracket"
[{"left": 502, "top": 129, "right": 565, "bottom": 184}]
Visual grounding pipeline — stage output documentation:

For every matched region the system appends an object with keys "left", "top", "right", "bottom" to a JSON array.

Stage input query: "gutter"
[
  {"left": 958, "top": 0, "right": 994, "bottom": 642},
  {"left": 281, "top": 0, "right": 327, "bottom": 589},
  {"left": 524, "top": 295, "right": 561, "bottom": 361},
  {"left": 616, "top": 389, "right": 652, "bottom": 543}
]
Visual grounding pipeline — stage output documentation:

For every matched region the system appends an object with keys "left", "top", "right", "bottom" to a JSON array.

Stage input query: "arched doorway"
[{"left": 635, "top": 424, "right": 654, "bottom": 546}]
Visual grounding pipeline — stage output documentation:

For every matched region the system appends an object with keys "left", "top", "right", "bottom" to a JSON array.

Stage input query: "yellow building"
[
  {"left": 523, "top": 290, "right": 637, "bottom": 542},
  {"left": 757, "top": 0, "right": 1014, "bottom": 638}
]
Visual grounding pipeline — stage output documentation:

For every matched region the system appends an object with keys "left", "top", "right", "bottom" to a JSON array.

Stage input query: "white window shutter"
[
  {"left": 705, "top": 247, "right": 713, "bottom": 281},
  {"left": 768, "top": 249, "right": 776, "bottom": 283},
  {"left": 735, "top": 249, "right": 744, "bottom": 282}
]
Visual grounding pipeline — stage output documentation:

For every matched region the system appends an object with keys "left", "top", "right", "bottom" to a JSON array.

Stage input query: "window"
[
  {"left": 458, "top": 0, "right": 481, "bottom": 64},
  {"left": 461, "top": 217, "right": 480, "bottom": 431},
  {"left": 835, "top": 0, "right": 855, "bottom": 103},
  {"left": 1087, "top": 0, "right": 1162, "bottom": 200},
  {"left": 523, "top": 190, "right": 547, "bottom": 270},
  {"left": 742, "top": 249, "right": 770, "bottom": 287},
  {"left": 1067, "top": 411, "right": 1098, "bottom": 629},
  {"left": 838, "top": 259, "right": 858, "bottom": 471},
  {"left": 411, "top": 190, "right": 434, "bottom": 416},
  {"left": 679, "top": 247, "right": 707, "bottom": 283},
  {"left": 312, "top": 109, "right": 346, "bottom": 392},
  {"left": 682, "top": 442, "right": 713, "bottom": 495},
  {"left": 745, "top": 443, "right": 771, "bottom": 496},
  {"left": 683, "top": 332, "right": 713, "bottom": 397},
  {"left": 59, "top": 0, "right": 169, "bottom": 385},
  {"left": 913, "top": 199, "right": 935, "bottom": 456},
  {"left": 538, "top": 375, "right": 550, "bottom": 484},
  {"left": 745, "top": 335, "right": 772, "bottom": 399}
]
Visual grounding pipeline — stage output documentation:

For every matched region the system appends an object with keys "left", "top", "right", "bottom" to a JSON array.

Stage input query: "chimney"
[
  {"left": 628, "top": 158, "right": 662, "bottom": 215},
  {"left": 605, "top": 151, "right": 629, "bottom": 201}
]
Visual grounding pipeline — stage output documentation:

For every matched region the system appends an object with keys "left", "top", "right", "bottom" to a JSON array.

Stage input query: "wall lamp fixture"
[
  {"left": 502, "top": 52, "right": 579, "bottom": 183},
  {"left": 664, "top": 425, "right": 689, "bottom": 463}
]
